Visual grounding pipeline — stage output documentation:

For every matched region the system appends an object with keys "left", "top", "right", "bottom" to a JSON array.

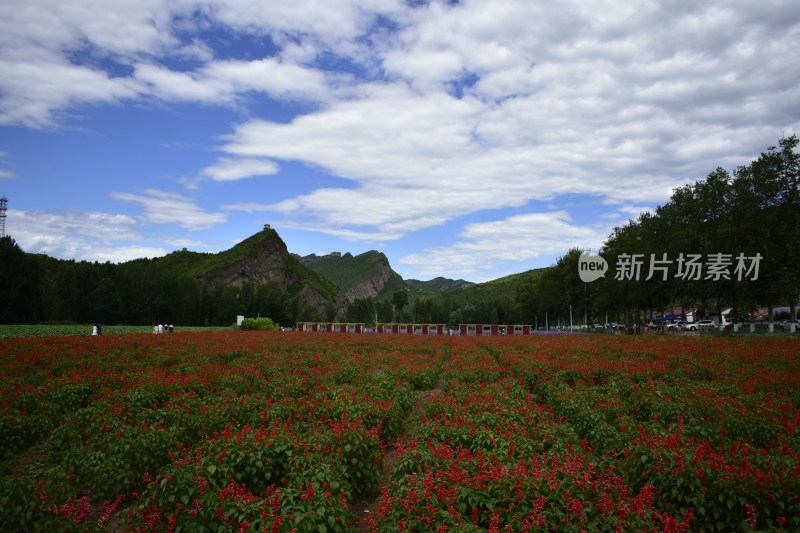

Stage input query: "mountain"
[
  {"left": 2, "top": 225, "right": 545, "bottom": 327},
  {"left": 416, "top": 268, "right": 547, "bottom": 306},
  {"left": 176, "top": 227, "right": 346, "bottom": 317},
  {"left": 442, "top": 268, "right": 545, "bottom": 305},
  {"left": 295, "top": 250, "right": 405, "bottom": 302},
  {"left": 406, "top": 277, "right": 475, "bottom": 295},
  {"left": 0, "top": 227, "right": 349, "bottom": 326},
  {"left": 158, "top": 227, "right": 345, "bottom": 319}
]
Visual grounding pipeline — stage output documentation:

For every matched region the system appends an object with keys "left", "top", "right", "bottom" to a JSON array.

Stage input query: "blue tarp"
[{"left": 651, "top": 314, "right": 678, "bottom": 322}]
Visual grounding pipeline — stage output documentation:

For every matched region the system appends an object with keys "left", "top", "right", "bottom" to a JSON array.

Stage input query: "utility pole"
[
  {"left": 0, "top": 196, "right": 7, "bottom": 238},
  {"left": 584, "top": 283, "right": 587, "bottom": 327}
]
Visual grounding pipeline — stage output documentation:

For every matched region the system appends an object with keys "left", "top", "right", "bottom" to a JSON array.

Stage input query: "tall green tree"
[
  {"left": 0, "top": 236, "right": 42, "bottom": 322},
  {"left": 89, "top": 277, "right": 124, "bottom": 324},
  {"left": 412, "top": 297, "right": 433, "bottom": 323},
  {"left": 375, "top": 299, "right": 394, "bottom": 323},
  {"left": 595, "top": 135, "right": 799, "bottom": 323},
  {"left": 392, "top": 290, "right": 409, "bottom": 317},
  {"left": 346, "top": 297, "right": 375, "bottom": 324}
]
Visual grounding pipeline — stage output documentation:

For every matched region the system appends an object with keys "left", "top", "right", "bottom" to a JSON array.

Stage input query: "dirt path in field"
[{"left": 352, "top": 350, "right": 450, "bottom": 532}]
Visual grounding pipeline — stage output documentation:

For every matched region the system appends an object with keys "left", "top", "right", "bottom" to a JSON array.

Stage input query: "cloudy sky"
[{"left": 1, "top": 0, "right": 798, "bottom": 282}]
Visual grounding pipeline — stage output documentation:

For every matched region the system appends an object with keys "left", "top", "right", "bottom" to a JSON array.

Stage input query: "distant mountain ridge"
[
  {"left": 294, "top": 250, "right": 544, "bottom": 313},
  {"left": 294, "top": 250, "right": 405, "bottom": 302},
  {"left": 406, "top": 277, "right": 476, "bottom": 294},
  {"left": 441, "top": 269, "right": 545, "bottom": 304}
]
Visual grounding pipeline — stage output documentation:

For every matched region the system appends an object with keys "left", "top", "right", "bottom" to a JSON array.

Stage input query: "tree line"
[
  {"left": 345, "top": 290, "right": 530, "bottom": 327},
  {"left": 517, "top": 135, "right": 800, "bottom": 325},
  {"left": 0, "top": 244, "right": 316, "bottom": 326}
]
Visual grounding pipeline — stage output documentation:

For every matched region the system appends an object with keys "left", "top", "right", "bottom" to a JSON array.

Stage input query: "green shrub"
[{"left": 239, "top": 317, "right": 279, "bottom": 331}]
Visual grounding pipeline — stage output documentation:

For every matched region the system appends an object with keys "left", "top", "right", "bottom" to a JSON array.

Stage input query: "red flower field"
[{"left": 1, "top": 331, "right": 798, "bottom": 531}]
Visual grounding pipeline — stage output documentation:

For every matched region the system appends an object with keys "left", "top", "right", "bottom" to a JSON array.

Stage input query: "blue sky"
[{"left": 1, "top": 0, "right": 799, "bottom": 282}]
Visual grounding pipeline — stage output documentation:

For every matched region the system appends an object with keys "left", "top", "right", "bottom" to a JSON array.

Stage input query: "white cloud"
[
  {"left": 0, "top": 150, "right": 13, "bottom": 177},
  {"left": 215, "top": 0, "right": 800, "bottom": 244},
  {"left": 133, "top": 57, "right": 332, "bottom": 104},
  {"left": 617, "top": 205, "right": 656, "bottom": 218},
  {"left": 86, "top": 246, "right": 170, "bottom": 263},
  {"left": 0, "top": 0, "right": 177, "bottom": 58},
  {"left": 217, "top": 81, "right": 678, "bottom": 240},
  {"left": 221, "top": 201, "right": 274, "bottom": 212},
  {"left": 0, "top": 0, "right": 401, "bottom": 127},
  {"left": 4, "top": 207, "right": 220, "bottom": 263},
  {"left": 110, "top": 189, "right": 227, "bottom": 230},
  {"left": 275, "top": 222, "right": 404, "bottom": 244},
  {"left": 0, "top": 49, "right": 143, "bottom": 128},
  {"left": 132, "top": 64, "right": 227, "bottom": 103},
  {"left": 399, "top": 211, "right": 611, "bottom": 279},
  {"left": 201, "top": 157, "right": 279, "bottom": 181},
  {"left": 200, "top": 57, "right": 332, "bottom": 100},
  {"left": 5, "top": 208, "right": 169, "bottom": 262}
]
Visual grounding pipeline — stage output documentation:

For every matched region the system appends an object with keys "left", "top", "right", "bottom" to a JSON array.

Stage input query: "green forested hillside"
[
  {"left": 435, "top": 269, "right": 544, "bottom": 305},
  {"left": 406, "top": 277, "right": 475, "bottom": 296},
  {"left": 2, "top": 224, "right": 551, "bottom": 329},
  {"left": 0, "top": 229, "right": 341, "bottom": 326},
  {"left": 299, "top": 250, "right": 391, "bottom": 292}
]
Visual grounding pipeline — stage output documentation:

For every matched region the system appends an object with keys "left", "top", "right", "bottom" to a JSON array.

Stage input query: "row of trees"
[
  {"left": 345, "top": 291, "right": 529, "bottom": 327},
  {"left": 0, "top": 240, "right": 318, "bottom": 326},
  {"left": 518, "top": 135, "right": 800, "bottom": 325},
  {"left": 2, "top": 232, "right": 532, "bottom": 328}
]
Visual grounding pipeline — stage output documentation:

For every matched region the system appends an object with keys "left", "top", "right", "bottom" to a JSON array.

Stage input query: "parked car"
[
  {"left": 666, "top": 321, "right": 687, "bottom": 330},
  {"left": 687, "top": 319, "right": 715, "bottom": 331}
]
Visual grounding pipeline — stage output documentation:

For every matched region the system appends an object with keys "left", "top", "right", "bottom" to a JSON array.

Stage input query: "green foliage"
[
  {"left": 346, "top": 297, "right": 375, "bottom": 324},
  {"left": 457, "top": 268, "right": 545, "bottom": 304},
  {"left": 2, "top": 332, "right": 800, "bottom": 531},
  {"left": 392, "top": 289, "right": 409, "bottom": 312},
  {"left": 522, "top": 135, "right": 800, "bottom": 325},
  {"left": 300, "top": 250, "right": 393, "bottom": 293},
  {"left": 239, "top": 317, "right": 279, "bottom": 330},
  {"left": 405, "top": 276, "right": 476, "bottom": 295},
  {"left": 169, "top": 230, "right": 278, "bottom": 279},
  {"left": 375, "top": 271, "right": 408, "bottom": 300},
  {"left": 0, "top": 236, "right": 43, "bottom": 323},
  {"left": 1, "top": 228, "right": 343, "bottom": 326},
  {"left": 285, "top": 254, "right": 340, "bottom": 303},
  {"left": 0, "top": 464, "right": 94, "bottom": 532},
  {"left": 0, "top": 324, "right": 229, "bottom": 339}
]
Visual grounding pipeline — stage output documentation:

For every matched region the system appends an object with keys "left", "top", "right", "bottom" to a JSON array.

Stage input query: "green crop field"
[{"left": 0, "top": 324, "right": 231, "bottom": 340}]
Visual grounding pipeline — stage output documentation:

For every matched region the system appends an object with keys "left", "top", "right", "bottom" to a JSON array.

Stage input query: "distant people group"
[{"left": 91, "top": 322, "right": 177, "bottom": 336}]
